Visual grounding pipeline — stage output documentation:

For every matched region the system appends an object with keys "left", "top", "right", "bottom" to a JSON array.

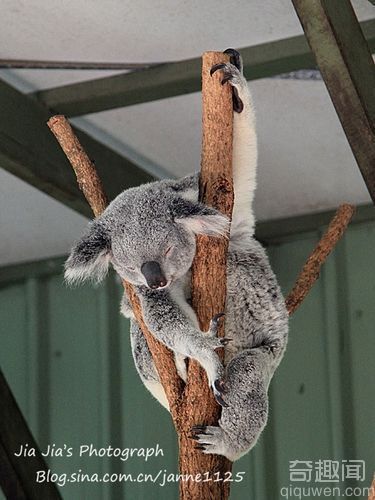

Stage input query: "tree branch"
[
  {"left": 47, "top": 116, "right": 108, "bottom": 217},
  {"left": 285, "top": 203, "right": 355, "bottom": 315},
  {"left": 178, "top": 51, "right": 234, "bottom": 499},
  {"left": 47, "top": 115, "right": 184, "bottom": 426}
]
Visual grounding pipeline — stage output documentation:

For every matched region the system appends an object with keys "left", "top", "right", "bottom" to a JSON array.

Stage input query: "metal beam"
[
  {"left": 291, "top": 0, "right": 375, "bottom": 203},
  {"left": 0, "top": 369, "right": 62, "bottom": 499},
  {"left": 30, "top": 19, "right": 375, "bottom": 117},
  {"left": 0, "top": 78, "right": 154, "bottom": 218}
]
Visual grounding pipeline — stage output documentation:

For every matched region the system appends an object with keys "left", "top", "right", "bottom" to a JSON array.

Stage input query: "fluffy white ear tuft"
[
  {"left": 64, "top": 252, "right": 111, "bottom": 286},
  {"left": 176, "top": 213, "right": 230, "bottom": 237},
  {"left": 64, "top": 221, "right": 111, "bottom": 286}
]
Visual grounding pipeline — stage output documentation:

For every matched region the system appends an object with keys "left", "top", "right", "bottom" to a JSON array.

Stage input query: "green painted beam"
[
  {"left": 0, "top": 78, "right": 154, "bottom": 218},
  {"left": 0, "top": 369, "right": 62, "bottom": 499},
  {"left": 291, "top": 0, "right": 375, "bottom": 203},
  {"left": 30, "top": 19, "right": 375, "bottom": 117}
]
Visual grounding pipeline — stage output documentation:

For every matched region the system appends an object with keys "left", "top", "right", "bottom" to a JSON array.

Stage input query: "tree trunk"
[{"left": 178, "top": 51, "right": 234, "bottom": 500}]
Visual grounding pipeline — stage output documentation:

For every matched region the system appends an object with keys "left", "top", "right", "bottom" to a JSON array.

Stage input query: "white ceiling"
[
  {"left": 0, "top": 0, "right": 374, "bottom": 266},
  {"left": 0, "top": 169, "right": 88, "bottom": 266}
]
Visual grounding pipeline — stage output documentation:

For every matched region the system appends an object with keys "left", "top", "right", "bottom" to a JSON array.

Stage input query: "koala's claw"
[
  {"left": 213, "top": 379, "right": 229, "bottom": 407},
  {"left": 194, "top": 444, "right": 206, "bottom": 450},
  {"left": 208, "top": 312, "right": 225, "bottom": 336},
  {"left": 212, "top": 312, "right": 225, "bottom": 323},
  {"left": 191, "top": 424, "right": 213, "bottom": 436},
  {"left": 209, "top": 61, "right": 244, "bottom": 113},
  {"left": 219, "top": 337, "right": 233, "bottom": 346},
  {"left": 206, "top": 335, "right": 232, "bottom": 351},
  {"left": 214, "top": 378, "right": 227, "bottom": 393},
  {"left": 259, "top": 341, "right": 279, "bottom": 355},
  {"left": 210, "top": 63, "right": 226, "bottom": 77},
  {"left": 215, "top": 392, "right": 228, "bottom": 407},
  {"left": 221, "top": 74, "right": 233, "bottom": 86},
  {"left": 223, "top": 48, "right": 243, "bottom": 72},
  {"left": 191, "top": 425, "right": 227, "bottom": 456}
]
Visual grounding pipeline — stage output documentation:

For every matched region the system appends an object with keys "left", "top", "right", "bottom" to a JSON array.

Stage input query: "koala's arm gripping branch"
[{"left": 47, "top": 115, "right": 184, "bottom": 424}]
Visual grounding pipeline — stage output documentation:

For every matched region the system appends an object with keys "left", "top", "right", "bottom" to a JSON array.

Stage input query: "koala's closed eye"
[{"left": 164, "top": 246, "right": 174, "bottom": 256}]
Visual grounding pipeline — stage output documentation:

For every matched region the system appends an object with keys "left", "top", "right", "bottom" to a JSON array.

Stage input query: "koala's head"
[{"left": 65, "top": 183, "right": 229, "bottom": 290}]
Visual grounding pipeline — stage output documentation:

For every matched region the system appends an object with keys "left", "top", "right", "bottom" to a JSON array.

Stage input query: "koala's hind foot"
[
  {"left": 191, "top": 347, "right": 274, "bottom": 461},
  {"left": 190, "top": 422, "right": 252, "bottom": 462},
  {"left": 191, "top": 424, "right": 232, "bottom": 458},
  {"left": 210, "top": 49, "right": 245, "bottom": 113}
]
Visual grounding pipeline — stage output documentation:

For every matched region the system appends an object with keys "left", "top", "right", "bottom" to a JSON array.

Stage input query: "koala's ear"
[
  {"left": 64, "top": 221, "right": 111, "bottom": 285},
  {"left": 172, "top": 199, "right": 230, "bottom": 237}
]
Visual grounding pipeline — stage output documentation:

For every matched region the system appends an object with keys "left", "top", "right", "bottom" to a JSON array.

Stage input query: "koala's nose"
[{"left": 141, "top": 261, "right": 167, "bottom": 289}]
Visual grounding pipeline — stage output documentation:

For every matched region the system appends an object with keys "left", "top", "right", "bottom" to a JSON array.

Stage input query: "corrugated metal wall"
[{"left": 0, "top": 216, "right": 374, "bottom": 499}]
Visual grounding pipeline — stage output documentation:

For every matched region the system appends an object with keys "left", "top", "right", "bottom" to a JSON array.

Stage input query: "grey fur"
[{"left": 65, "top": 52, "right": 288, "bottom": 462}]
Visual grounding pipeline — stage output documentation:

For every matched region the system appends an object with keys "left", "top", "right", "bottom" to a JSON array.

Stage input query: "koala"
[{"left": 65, "top": 49, "right": 288, "bottom": 462}]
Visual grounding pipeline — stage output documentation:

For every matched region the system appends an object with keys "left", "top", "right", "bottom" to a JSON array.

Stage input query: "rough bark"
[
  {"left": 48, "top": 116, "right": 108, "bottom": 217},
  {"left": 177, "top": 51, "right": 234, "bottom": 500}
]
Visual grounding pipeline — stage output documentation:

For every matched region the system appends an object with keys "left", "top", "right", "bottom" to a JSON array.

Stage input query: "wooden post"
[{"left": 178, "top": 51, "right": 234, "bottom": 500}]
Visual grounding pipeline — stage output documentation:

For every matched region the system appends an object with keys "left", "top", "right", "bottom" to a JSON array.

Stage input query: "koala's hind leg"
[
  {"left": 191, "top": 347, "right": 276, "bottom": 462},
  {"left": 211, "top": 50, "right": 257, "bottom": 237}
]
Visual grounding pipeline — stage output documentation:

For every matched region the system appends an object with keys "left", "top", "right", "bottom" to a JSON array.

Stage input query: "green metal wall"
[{"left": 0, "top": 215, "right": 374, "bottom": 499}]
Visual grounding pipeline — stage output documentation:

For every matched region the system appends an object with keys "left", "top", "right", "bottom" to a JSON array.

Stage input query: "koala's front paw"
[{"left": 210, "top": 54, "right": 245, "bottom": 113}]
